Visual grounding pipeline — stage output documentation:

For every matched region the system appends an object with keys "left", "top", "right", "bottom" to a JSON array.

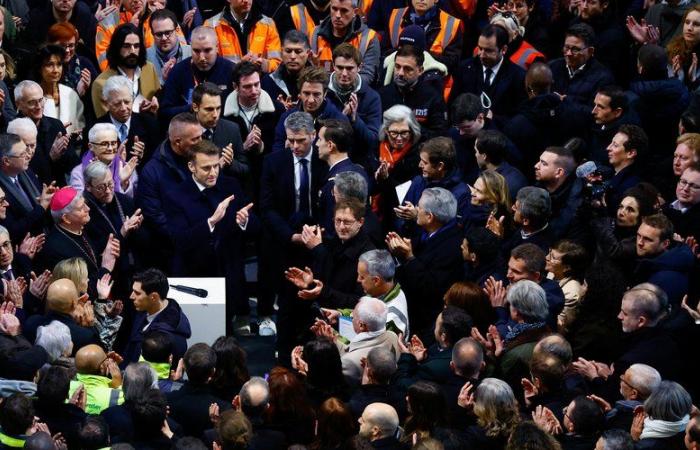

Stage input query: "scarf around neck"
[{"left": 640, "top": 415, "right": 689, "bottom": 440}]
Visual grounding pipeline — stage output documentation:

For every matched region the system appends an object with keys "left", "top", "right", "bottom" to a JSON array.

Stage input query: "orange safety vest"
[
  {"left": 290, "top": 3, "right": 317, "bottom": 41},
  {"left": 357, "top": 0, "right": 374, "bottom": 18},
  {"left": 388, "top": 8, "right": 461, "bottom": 55},
  {"left": 204, "top": 12, "right": 282, "bottom": 72},
  {"left": 311, "top": 26, "right": 377, "bottom": 73},
  {"left": 96, "top": 10, "right": 187, "bottom": 71},
  {"left": 510, "top": 40, "right": 545, "bottom": 70}
]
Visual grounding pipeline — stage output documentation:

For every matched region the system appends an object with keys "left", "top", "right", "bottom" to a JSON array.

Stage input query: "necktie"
[
  {"left": 204, "top": 129, "right": 214, "bottom": 141},
  {"left": 2, "top": 268, "right": 13, "bottom": 281},
  {"left": 119, "top": 123, "right": 128, "bottom": 143},
  {"left": 484, "top": 67, "right": 493, "bottom": 90},
  {"left": 12, "top": 178, "right": 32, "bottom": 206},
  {"left": 298, "top": 158, "right": 310, "bottom": 216}
]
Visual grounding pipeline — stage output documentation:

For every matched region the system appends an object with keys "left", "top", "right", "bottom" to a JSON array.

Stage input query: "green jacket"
[{"left": 69, "top": 374, "right": 124, "bottom": 415}]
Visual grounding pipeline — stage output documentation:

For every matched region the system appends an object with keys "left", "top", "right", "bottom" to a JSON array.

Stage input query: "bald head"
[
  {"left": 361, "top": 403, "right": 399, "bottom": 441},
  {"left": 46, "top": 279, "right": 79, "bottom": 314},
  {"left": 75, "top": 344, "right": 107, "bottom": 375},
  {"left": 526, "top": 62, "right": 553, "bottom": 97},
  {"left": 239, "top": 377, "right": 270, "bottom": 419},
  {"left": 190, "top": 26, "right": 217, "bottom": 43},
  {"left": 533, "top": 334, "right": 573, "bottom": 365},
  {"left": 451, "top": 337, "right": 483, "bottom": 378}
]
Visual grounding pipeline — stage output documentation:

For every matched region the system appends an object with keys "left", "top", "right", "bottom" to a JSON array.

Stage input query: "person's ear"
[
  {"left": 502, "top": 44, "right": 508, "bottom": 56},
  {"left": 232, "top": 395, "right": 241, "bottom": 411},
  {"left": 187, "top": 161, "right": 195, "bottom": 173},
  {"left": 358, "top": 217, "right": 365, "bottom": 227},
  {"left": 627, "top": 149, "right": 637, "bottom": 161},
  {"left": 168, "top": 354, "right": 173, "bottom": 365},
  {"left": 192, "top": 102, "right": 200, "bottom": 113}
]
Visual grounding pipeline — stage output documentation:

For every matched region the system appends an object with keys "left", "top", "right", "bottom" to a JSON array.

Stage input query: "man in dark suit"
[
  {"left": 316, "top": 119, "right": 369, "bottom": 236},
  {"left": 14, "top": 81, "right": 80, "bottom": 186},
  {"left": 259, "top": 111, "right": 327, "bottom": 350},
  {"left": 23, "top": 278, "right": 101, "bottom": 353},
  {"left": 163, "top": 140, "right": 257, "bottom": 335},
  {"left": 386, "top": 187, "right": 464, "bottom": 342},
  {"left": 191, "top": 82, "right": 249, "bottom": 183},
  {"left": 97, "top": 75, "right": 162, "bottom": 168},
  {"left": 450, "top": 24, "right": 527, "bottom": 121},
  {"left": 136, "top": 112, "right": 202, "bottom": 270},
  {"left": 0, "top": 133, "right": 54, "bottom": 243}
]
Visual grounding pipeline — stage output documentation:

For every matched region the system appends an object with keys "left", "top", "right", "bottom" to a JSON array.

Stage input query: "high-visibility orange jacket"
[
  {"left": 290, "top": 3, "right": 316, "bottom": 40},
  {"left": 311, "top": 15, "right": 381, "bottom": 84},
  {"left": 95, "top": 10, "right": 187, "bottom": 71},
  {"left": 388, "top": 7, "right": 462, "bottom": 56},
  {"left": 205, "top": 9, "right": 281, "bottom": 72}
]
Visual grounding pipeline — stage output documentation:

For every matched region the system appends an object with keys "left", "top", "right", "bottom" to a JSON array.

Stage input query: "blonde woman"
[
  {"left": 467, "top": 169, "right": 513, "bottom": 234},
  {"left": 53, "top": 257, "right": 123, "bottom": 350},
  {"left": 460, "top": 378, "right": 521, "bottom": 448}
]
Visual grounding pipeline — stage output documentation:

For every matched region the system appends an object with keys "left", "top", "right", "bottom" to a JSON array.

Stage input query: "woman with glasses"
[
  {"left": 32, "top": 44, "right": 85, "bottom": 135},
  {"left": 544, "top": 240, "right": 587, "bottom": 334},
  {"left": 372, "top": 105, "right": 423, "bottom": 226},
  {"left": 46, "top": 22, "right": 98, "bottom": 100},
  {"left": 69, "top": 123, "right": 139, "bottom": 197}
]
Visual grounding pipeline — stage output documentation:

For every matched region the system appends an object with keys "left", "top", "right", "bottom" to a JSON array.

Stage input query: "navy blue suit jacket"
[
  {"left": 0, "top": 170, "right": 45, "bottom": 243},
  {"left": 260, "top": 149, "right": 328, "bottom": 244}
]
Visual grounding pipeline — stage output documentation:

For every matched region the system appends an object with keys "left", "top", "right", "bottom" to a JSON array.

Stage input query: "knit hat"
[
  {"left": 399, "top": 25, "right": 427, "bottom": 52},
  {"left": 50, "top": 187, "right": 79, "bottom": 211}
]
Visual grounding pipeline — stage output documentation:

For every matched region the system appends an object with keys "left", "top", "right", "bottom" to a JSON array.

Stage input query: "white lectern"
[{"left": 167, "top": 277, "right": 226, "bottom": 346}]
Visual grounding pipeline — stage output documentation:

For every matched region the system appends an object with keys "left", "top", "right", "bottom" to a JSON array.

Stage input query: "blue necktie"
[
  {"left": 119, "top": 123, "right": 128, "bottom": 143},
  {"left": 298, "top": 159, "right": 310, "bottom": 216}
]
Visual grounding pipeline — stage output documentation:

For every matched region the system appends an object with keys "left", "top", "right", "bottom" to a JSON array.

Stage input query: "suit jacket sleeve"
[
  {"left": 260, "top": 156, "right": 295, "bottom": 243},
  {"left": 160, "top": 64, "right": 191, "bottom": 122},
  {"left": 272, "top": 113, "right": 288, "bottom": 153},
  {"left": 135, "top": 164, "right": 171, "bottom": 239}
]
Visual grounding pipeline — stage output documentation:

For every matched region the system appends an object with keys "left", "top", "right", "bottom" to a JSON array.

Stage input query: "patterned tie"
[
  {"left": 2, "top": 268, "right": 13, "bottom": 281},
  {"left": 298, "top": 158, "right": 310, "bottom": 216},
  {"left": 204, "top": 129, "right": 214, "bottom": 141}
]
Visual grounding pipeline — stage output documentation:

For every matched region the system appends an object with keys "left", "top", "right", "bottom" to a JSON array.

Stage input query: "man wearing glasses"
[
  {"left": 549, "top": 23, "right": 614, "bottom": 114},
  {"left": 665, "top": 165, "right": 700, "bottom": 240},
  {"left": 0, "top": 133, "right": 56, "bottom": 243},
  {"left": 146, "top": 9, "right": 192, "bottom": 84}
]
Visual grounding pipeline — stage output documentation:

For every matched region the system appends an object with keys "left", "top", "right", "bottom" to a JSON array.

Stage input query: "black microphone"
[{"left": 169, "top": 284, "right": 209, "bottom": 298}]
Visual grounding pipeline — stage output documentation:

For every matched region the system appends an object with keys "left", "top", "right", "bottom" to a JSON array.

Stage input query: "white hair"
[
  {"left": 50, "top": 192, "right": 83, "bottom": 224},
  {"left": 88, "top": 123, "right": 118, "bottom": 144},
  {"left": 35, "top": 321, "right": 72, "bottom": 361},
  {"left": 14, "top": 80, "right": 42, "bottom": 102},
  {"left": 84, "top": 161, "right": 111, "bottom": 186},
  {"left": 355, "top": 297, "right": 387, "bottom": 332},
  {"left": 6, "top": 118, "right": 38, "bottom": 138},
  {"left": 102, "top": 75, "right": 133, "bottom": 101}
]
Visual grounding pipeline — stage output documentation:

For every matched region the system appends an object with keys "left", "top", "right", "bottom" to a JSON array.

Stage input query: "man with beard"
[
  {"left": 91, "top": 23, "right": 161, "bottom": 119},
  {"left": 379, "top": 44, "right": 447, "bottom": 139},
  {"left": 161, "top": 26, "right": 236, "bottom": 122}
]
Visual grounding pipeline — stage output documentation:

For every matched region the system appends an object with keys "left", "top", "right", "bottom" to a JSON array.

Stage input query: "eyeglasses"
[
  {"left": 92, "top": 181, "right": 115, "bottom": 193},
  {"left": 334, "top": 218, "right": 358, "bottom": 227},
  {"left": 387, "top": 130, "right": 411, "bottom": 139},
  {"left": 153, "top": 29, "right": 175, "bottom": 39},
  {"left": 5, "top": 150, "right": 29, "bottom": 159},
  {"left": 678, "top": 178, "right": 700, "bottom": 191},
  {"left": 620, "top": 377, "right": 640, "bottom": 392},
  {"left": 563, "top": 45, "right": 589, "bottom": 55},
  {"left": 91, "top": 140, "right": 119, "bottom": 149}
]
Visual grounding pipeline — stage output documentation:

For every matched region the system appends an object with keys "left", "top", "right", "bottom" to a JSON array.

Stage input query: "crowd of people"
[{"left": 0, "top": 0, "right": 699, "bottom": 447}]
